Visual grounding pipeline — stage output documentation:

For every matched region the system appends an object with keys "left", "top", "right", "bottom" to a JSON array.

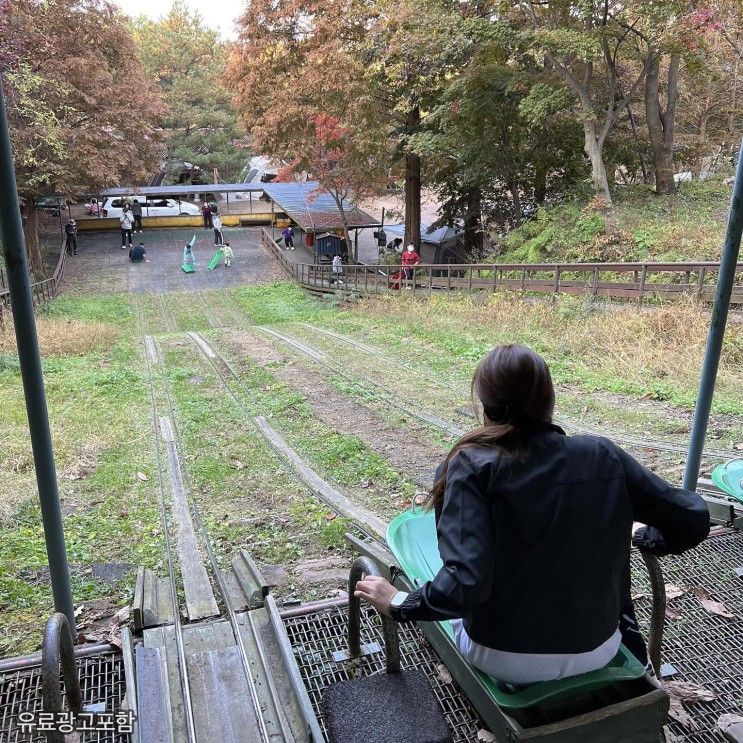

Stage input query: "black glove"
[{"left": 632, "top": 526, "right": 669, "bottom": 557}]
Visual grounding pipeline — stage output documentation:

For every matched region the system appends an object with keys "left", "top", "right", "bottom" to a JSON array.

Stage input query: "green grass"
[
  {"left": 231, "top": 282, "right": 331, "bottom": 325},
  {"left": 0, "top": 293, "right": 164, "bottom": 655},
  {"left": 496, "top": 177, "right": 732, "bottom": 263}
]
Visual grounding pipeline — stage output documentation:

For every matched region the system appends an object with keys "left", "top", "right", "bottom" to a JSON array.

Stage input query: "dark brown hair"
[{"left": 427, "top": 344, "right": 555, "bottom": 511}]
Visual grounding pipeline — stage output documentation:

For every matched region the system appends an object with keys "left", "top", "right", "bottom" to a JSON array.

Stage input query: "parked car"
[
  {"left": 98, "top": 197, "right": 201, "bottom": 218},
  {"left": 36, "top": 196, "right": 69, "bottom": 216}
]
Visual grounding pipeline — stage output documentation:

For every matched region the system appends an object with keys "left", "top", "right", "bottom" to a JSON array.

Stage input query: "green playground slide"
[
  {"left": 208, "top": 249, "right": 224, "bottom": 270},
  {"left": 386, "top": 508, "right": 646, "bottom": 710},
  {"left": 711, "top": 459, "right": 743, "bottom": 502},
  {"left": 181, "top": 263, "right": 195, "bottom": 273}
]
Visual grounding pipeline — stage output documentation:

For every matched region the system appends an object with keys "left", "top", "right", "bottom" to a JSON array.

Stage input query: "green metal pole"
[
  {"left": 683, "top": 140, "right": 743, "bottom": 491},
  {"left": 0, "top": 79, "right": 76, "bottom": 634}
]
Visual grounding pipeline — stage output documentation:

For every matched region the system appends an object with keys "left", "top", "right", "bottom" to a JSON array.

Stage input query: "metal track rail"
[
  {"left": 300, "top": 323, "right": 738, "bottom": 463},
  {"left": 182, "top": 330, "right": 388, "bottom": 549},
  {"left": 133, "top": 297, "right": 198, "bottom": 743},
  {"left": 151, "top": 298, "right": 275, "bottom": 743},
  {"left": 259, "top": 326, "right": 466, "bottom": 438}
]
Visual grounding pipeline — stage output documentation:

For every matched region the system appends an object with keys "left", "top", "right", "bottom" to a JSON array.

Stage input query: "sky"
[{"left": 112, "top": 0, "right": 245, "bottom": 39}]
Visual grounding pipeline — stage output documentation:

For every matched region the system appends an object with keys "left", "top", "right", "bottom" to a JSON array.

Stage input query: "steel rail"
[
  {"left": 300, "top": 323, "right": 738, "bottom": 462},
  {"left": 134, "top": 297, "right": 198, "bottom": 743},
  {"left": 182, "top": 329, "right": 386, "bottom": 549},
  {"left": 259, "top": 326, "right": 466, "bottom": 438},
  {"left": 149, "top": 320, "right": 275, "bottom": 743}
]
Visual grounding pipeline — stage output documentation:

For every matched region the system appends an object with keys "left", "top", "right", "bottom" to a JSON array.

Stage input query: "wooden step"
[
  {"left": 133, "top": 567, "right": 176, "bottom": 631},
  {"left": 188, "top": 647, "right": 263, "bottom": 743}
]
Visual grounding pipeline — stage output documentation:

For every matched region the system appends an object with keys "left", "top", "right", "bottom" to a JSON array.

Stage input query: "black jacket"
[{"left": 391, "top": 423, "right": 709, "bottom": 654}]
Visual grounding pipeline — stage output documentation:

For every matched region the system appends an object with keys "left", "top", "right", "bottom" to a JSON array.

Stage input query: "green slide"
[
  {"left": 711, "top": 460, "right": 743, "bottom": 503},
  {"left": 386, "top": 508, "right": 646, "bottom": 710},
  {"left": 208, "top": 249, "right": 224, "bottom": 270},
  {"left": 181, "top": 263, "right": 195, "bottom": 273}
]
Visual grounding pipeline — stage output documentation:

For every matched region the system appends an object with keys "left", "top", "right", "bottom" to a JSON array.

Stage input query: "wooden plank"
[
  {"left": 135, "top": 645, "right": 174, "bottom": 743},
  {"left": 159, "top": 416, "right": 219, "bottom": 621},
  {"left": 142, "top": 626, "right": 186, "bottom": 740},
  {"left": 133, "top": 568, "right": 175, "bottom": 631},
  {"left": 187, "top": 647, "right": 262, "bottom": 743},
  {"left": 182, "top": 619, "right": 236, "bottom": 655},
  {"left": 254, "top": 415, "right": 388, "bottom": 541}
]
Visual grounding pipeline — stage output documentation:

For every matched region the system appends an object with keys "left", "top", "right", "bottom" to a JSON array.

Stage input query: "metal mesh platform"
[
  {"left": 283, "top": 603, "right": 486, "bottom": 742},
  {"left": 0, "top": 651, "right": 129, "bottom": 743},
  {"left": 631, "top": 529, "right": 743, "bottom": 742},
  {"left": 286, "top": 529, "right": 743, "bottom": 743}
]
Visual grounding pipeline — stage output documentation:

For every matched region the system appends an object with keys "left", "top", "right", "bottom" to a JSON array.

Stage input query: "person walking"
[
  {"left": 131, "top": 199, "right": 143, "bottom": 233},
  {"left": 401, "top": 243, "right": 421, "bottom": 285},
  {"left": 120, "top": 205, "right": 135, "bottom": 250},
  {"left": 282, "top": 225, "right": 295, "bottom": 250},
  {"left": 223, "top": 242, "right": 233, "bottom": 268},
  {"left": 64, "top": 218, "right": 78, "bottom": 255},
  {"left": 212, "top": 213, "right": 224, "bottom": 246},
  {"left": 201, "top": 201, "right": 213, "bottom": 229},
  {"left": 355, "top": 344, "right": 709, "bottom": 683}
]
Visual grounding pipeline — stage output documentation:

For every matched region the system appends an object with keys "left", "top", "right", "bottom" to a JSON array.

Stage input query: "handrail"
[
  {"left": 41, "top": 612, "right": 82, "bottom": 743},
  {"left": 348, "top": 556, "right": 400, "bottom": 674},
  {"left": 279, "top": 258, "right": 743, "bottom": 303}
]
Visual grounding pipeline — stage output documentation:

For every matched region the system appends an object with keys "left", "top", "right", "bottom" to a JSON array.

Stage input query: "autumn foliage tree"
[
  {"left": 0, "top": 0, "right": 163, "bottom": 275},
  {"left": 278, "top": 113, "right": 390, "bottom": 257}
]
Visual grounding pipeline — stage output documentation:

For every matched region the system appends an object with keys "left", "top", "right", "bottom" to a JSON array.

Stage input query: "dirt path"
[{"left": 220, "top": 328, "right": 447, "bottom": 490}]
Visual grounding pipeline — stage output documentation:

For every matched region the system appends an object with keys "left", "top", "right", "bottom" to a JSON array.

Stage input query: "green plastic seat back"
[
  {"left": 386, "top": 508, "right": 646, "bottom": 710},
  {"left": 181, "top": 263, "right": 196, "bottom": 273},
  {"left": 711, "top": 460, "right": 743, "bottom": 503}
]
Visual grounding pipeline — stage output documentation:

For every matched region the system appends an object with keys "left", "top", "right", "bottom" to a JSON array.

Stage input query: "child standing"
[
  {"left": 282, "top": 225, "right": 295, "bottom": 250},
  {"left": 331, "top": 253, "right": 344, "bottom": 284},
  {"left": 183, "top": 243, "right": 196, "bottom": 267},
  {"left": 223, "top": 242, "right": 234, "bottom": 268}
]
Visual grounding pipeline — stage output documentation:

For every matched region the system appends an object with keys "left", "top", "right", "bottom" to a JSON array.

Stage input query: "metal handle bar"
[
  {"left": 41, "top": 612, "right": 82, "bottom": 743},
  {"left": 641, "top": 552, "right": 666, "bottom": 677},
  {"left": 348, "top": 557, "right": 401, "bottom": 674}
]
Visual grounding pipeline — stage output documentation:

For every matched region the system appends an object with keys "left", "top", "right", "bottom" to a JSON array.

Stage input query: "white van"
[{"left": 100, "top": 197, "right": 201, "bottom": 218}]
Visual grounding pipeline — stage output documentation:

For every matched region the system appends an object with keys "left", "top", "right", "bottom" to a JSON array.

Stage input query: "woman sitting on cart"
[{"left": 356, "top": 344, "right": 709, "bottom": 684}]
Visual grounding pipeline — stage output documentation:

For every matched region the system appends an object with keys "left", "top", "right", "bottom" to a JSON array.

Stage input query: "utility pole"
[
  {"left": 683, "top": 140, "right": 743, "bottom": 491},
  {"left": 0, "top": 78, "right": 76, "bottom": 635}
]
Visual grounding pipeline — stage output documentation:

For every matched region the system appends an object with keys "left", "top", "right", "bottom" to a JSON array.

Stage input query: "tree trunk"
[
  {"left": 645, "top": 54, "right": 679, "bottom": 195},
  {"left": 509, "top": 181, "right": 523, "bottom": 225},
  {"left": 463, "top": 190, "right": 483, "bottom": 260},
  {"left": 22, "top": 202, "right": 45, "bottom": 278},
  {"left": 729, "top": 55, "right": 740, "bottom": 135},
  {"left": 534, "top": 164, "right": 547, "bottom": 204},
  {"left": 583, "top": 123, "right": 611, "bottom": 203},
  {"left": 404, "top": 107, "right": 421, "bottom": 251}
]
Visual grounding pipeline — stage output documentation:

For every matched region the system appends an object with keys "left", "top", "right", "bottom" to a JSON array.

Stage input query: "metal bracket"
[{"left": 332, "top": 642, "right": 382, "bottom": 662}]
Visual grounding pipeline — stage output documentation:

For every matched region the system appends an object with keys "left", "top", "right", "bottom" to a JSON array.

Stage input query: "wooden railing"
[
  {"left": 285, "top": 259, "right": 743, "bottom": 304},
  {"left": 261, "top": 228, "right": 295, "bottom": 278},
  {"left": 0, "top": 239, "right": 68, "bottom": 315}
]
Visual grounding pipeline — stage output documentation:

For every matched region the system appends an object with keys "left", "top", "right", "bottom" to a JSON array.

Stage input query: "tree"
[
  {"left": 1, "top": 0, "right": 163, "bottom": 275},
  {"left": 517, "top": 0, "right": 652, "bottom": 204},
  {"left": 133, "top": 0, "right": 246, "bottom": 183},
  {"left": 278, "top": 113, "right": 390, "bottom": 257}
]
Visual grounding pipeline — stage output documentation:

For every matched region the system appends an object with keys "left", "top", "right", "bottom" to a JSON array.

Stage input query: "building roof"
[
  {"left": 261, "top": 182, "right": 379, "bottom": 231},
  {"left": 382, "top": 222, "right": 461, "bottom": 246},
  {"left": 99, "top": 183, "right": 265, "bottom": 197}
]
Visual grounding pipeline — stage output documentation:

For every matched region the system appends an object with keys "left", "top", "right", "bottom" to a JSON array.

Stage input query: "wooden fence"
[{"left": 258, "top": 231, "right": 743, "bottom": 304}]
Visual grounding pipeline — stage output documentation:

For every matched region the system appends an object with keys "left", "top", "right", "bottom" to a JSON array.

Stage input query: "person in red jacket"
[{"left": 401, "top": 244, "right": 421, "bottom": 285}]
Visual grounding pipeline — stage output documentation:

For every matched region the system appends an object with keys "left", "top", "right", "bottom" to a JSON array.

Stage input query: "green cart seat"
[
  {"left": 711, "top": 459, "right": 743, "bottom": 503},
  {"left": 386, "top": 508, "right": 646, "bottom": 711}
]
